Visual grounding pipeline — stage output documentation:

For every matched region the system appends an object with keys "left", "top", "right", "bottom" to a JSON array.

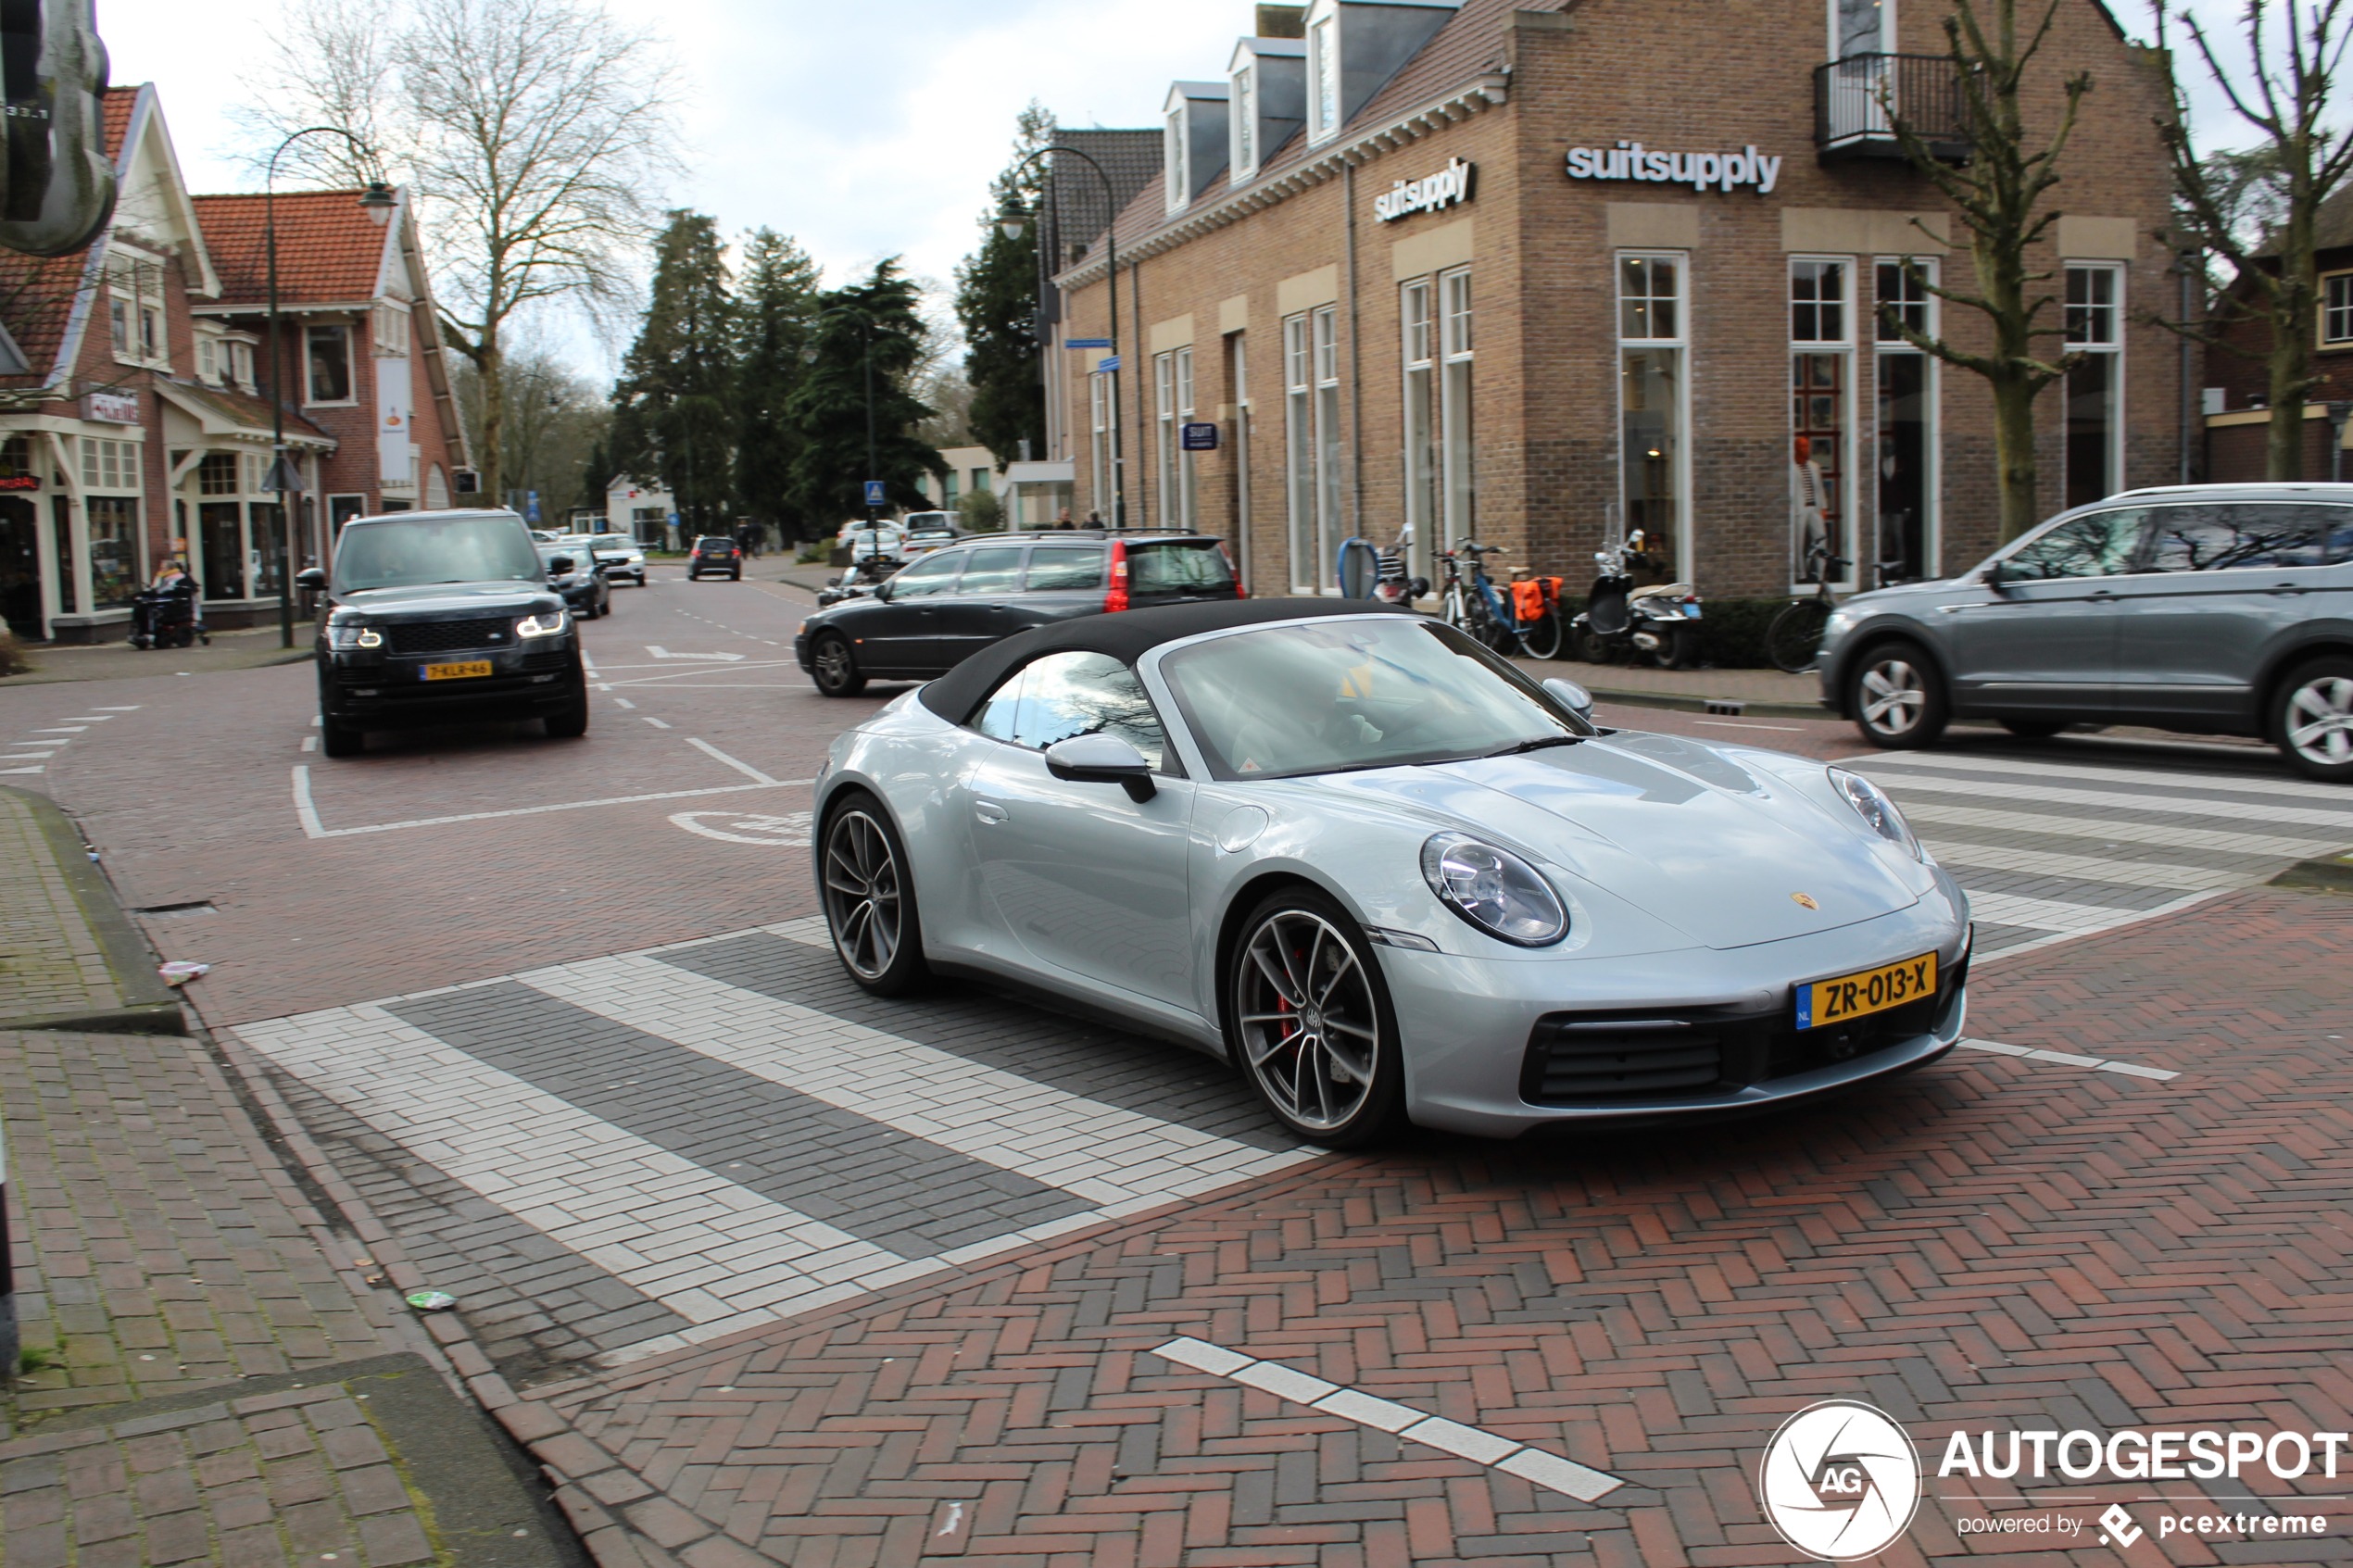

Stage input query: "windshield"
[
  {"left": 593, "top": 534, "right": 635, "bottom": 550},
  {"left": 1160, "top": 618, "right": 1591, "bottom": 780},
  {"left": 1130, "top": 541, "right": 1233, "bottom": 594},
  {"left": 336, "top": 514, "right": 542, "bottom": 592}
]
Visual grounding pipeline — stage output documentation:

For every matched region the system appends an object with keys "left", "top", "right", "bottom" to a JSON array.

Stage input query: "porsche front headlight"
[
  {"left": 1419, "top": 834, "right": 1567, "bottom": 947},
  {"left": 1829, "top": 767, "right": 1925, "bottom": 861}
]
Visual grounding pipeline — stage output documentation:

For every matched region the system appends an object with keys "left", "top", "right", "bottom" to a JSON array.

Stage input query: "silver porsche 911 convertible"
[{"left": 812, "top": 599, "right": 1971, "bottom": 1147}]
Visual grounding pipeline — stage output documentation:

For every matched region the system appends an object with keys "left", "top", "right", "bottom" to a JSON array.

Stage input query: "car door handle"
[{"left": 974, "top": 800, "right": 1008, "bottom": 825}]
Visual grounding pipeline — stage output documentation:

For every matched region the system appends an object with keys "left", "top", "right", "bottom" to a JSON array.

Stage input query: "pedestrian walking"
[{"left": 1791, "top": 435, "right": 1830, "bottom": 579}]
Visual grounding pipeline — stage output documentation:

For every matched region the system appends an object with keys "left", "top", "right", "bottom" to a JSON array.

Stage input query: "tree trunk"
[
  {"left": 479, "top": 332, "right": 505, "bottom": 505},
  {"left": 2267, "top": 196, "right": 2318, "bottom": 483},
  {"left": 1992, "top": 367, "right": 2042, "bottom": 542}
]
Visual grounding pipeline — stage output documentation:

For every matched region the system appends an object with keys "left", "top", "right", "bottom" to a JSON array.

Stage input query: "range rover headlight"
[
  {"left": 328, "top": 621, "right": 381, "bottom": 649},
  {"left": 1419, "top": 834, "right": 1567, "bottom": 947},
  {"left": 515, "top": 610, "right": 570, "bottom": 638},
  {"left": 1830, "top": 767, "right": 1925, "bottom": 861}
]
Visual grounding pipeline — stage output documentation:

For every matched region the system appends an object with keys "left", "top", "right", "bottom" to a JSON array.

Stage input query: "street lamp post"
[
  {"left": 998, "top": 144, "right": 1123, "bottom": 528},
  {"left": 263, "top": 129, "right": 396, "bottom": 648}
]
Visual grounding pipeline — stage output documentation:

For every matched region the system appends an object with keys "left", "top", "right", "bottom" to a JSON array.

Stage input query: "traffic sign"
[
  {"left": 525, "top": 489, "right": 541, "bottom": 521},
  {"left": 1096, "top": 355, "right": 1122, "bottom": 372},
  {"left": 862, "top": 480, "right": 887, "bottom": 508},
  {"left": 1066, "top": 337, "right": 1112, "bottom": 349},
  {"left": 1181, "top": 421, "right": 1219, "bottom": 452}
]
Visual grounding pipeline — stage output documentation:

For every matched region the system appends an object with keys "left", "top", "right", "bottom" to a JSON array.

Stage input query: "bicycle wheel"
[
  {"left": 1517, "top": 608, "right": 1563, "bottom": 661},
  {"left": 1768, "top": 599, "right": 1832, "bottom": 674},
  {"left": 1441, "top": 584, "right": 1470, "bottom": 632}
]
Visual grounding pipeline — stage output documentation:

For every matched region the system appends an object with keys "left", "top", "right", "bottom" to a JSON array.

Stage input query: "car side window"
[
  {"left": 2324, "top": 507, "right": 2353, "bottom": 565},
  {"left": 886, "top": 553, "right": 962, "bottom": 598},
  {"left": 2146, "top": 503, "right": 2329, "bottom": 571},
  {"left": 953, "top": 546, "right": 1026, "bottom": 596},
  {"left": 2004, "top": 509, "right": 2149, "bottom": 580},
  {"left": 1023, "top": 546, "right": 1106, "bottom": 592},
  {"left": 970, "top": 651, "right": 1167, "bottom": 770}
]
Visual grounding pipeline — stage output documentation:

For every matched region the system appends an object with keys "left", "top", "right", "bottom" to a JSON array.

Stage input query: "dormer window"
[
  {"left": 1162, "top": 81, "right": 1230, "bottom": 216},
  {"left": 1232, "top": 63, "right": 1257, "bottom": 178},
  {"left": 1165, "top": 105, "right": 1189, "bottom": 213},
  {"left": 1307, "top": 1, "right": 1340, "bottom": 144}
]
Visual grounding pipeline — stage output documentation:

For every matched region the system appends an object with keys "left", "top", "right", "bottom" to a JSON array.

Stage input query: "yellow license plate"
[
  {"left": 1797, "top": 951, "right": 1936, "bottom": 1030},
  {"left": 422, "top": 660, "right": 494, "bottom": 682}
]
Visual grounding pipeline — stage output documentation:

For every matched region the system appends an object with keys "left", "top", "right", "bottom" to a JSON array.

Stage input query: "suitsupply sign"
[{"left": 1567, "top": 140, "right": 1784, "bottom": 194}]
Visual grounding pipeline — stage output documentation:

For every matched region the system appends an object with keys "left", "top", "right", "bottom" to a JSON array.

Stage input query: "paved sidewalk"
[
  {"left": 0, "top": 627, "right": 311, "bottom": 689},
  {"left": 0, "top": 789, "right": 181, "bottom": 1035}
]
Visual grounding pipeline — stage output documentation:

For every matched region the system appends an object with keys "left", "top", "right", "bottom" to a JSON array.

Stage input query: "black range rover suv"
[{"left": 302, "top": 508, "right": 589, "bottom": 758}]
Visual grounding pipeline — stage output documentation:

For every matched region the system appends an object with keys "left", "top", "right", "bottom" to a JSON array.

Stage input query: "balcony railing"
[{"left": 1814, "top": 54, "right": 1973, "bottom": 162}]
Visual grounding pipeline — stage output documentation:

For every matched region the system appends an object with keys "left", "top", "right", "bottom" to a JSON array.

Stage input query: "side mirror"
[
  {"left": 1542, "top": 676, "right": 1596, "bottom": 726},
  {"left": 295, "top": 567, "right": 327, "bottom": 591},
  {"left": 870, "top": 578, "right": 894, "bottom": 601},
  {"left": 1044, "top": 733, "right": 1156, "bottom": 801},
  {"left": 1982, "top": 560, "right": 2012, "bottom": 594},
  {"left": 547, "top": 555, "right": 575, "bottom": 572}
]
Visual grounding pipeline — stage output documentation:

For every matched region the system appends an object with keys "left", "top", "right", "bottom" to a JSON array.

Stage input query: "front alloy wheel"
[
  {"left": 1850, "top": 641, "right": 1947, "bottom": 748},
  {"left": 1231, "top": 894, "right": 1403, "bottom": 1147},
  {"left": 2276, "top": 658, "right": 2353, "bottom": 782},
  {"left": 820, "top": 798, "right": 926, "bottom": 993}
]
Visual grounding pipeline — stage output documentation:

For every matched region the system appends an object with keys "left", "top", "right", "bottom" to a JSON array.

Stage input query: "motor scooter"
[
  {"left": 814, "top": 546, "right": 899, "bottom": 607},
  {"left": 1370, "top": 525, "right": 1429, "bottom": 609},
  {"left": 1569, "top": 529, "right": 1703, "bottom": 668}
]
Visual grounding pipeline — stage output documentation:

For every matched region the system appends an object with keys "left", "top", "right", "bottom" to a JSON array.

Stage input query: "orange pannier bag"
[{"left": 1511, "top": 577, "right": 1552, "bottom": 621}]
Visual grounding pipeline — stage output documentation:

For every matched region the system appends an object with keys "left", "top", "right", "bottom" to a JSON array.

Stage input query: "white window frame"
[
  {"left": 104, "top": 244, "right": 170, "bottom": 371},
  {"left": 1230, "top": 331, "right": 1253, "bottom": 592},
  {"left": 1313, "top": 305, "right": 1341, "bottom": 590},
  {"left": 371, "top": 300, "right": 411, "bottom": 358},
  {"left": 1439, "top": 268, "right": 1475, "bottom": 554},
  {"left": 1283, "top": 311, "right": 1318, "bottom": 592},
  {"left": 1615, "top": 251, "right": 1693, "bottom": 579},
  {"left": 1306, "top": 0, "right": 1340, "bottom": 145},
  {"left": 79, "top": 435, "right": 145, "bottom": 495},
  {"left": 304, "top": 323, "right": 358, "bottom": 407},
  {"left": 1873, "top": 256, "right": 1941, "bottom": 581},
  {"left": 1230, "top": 61, "right": 1259, "bottom": 182},
  {"left": 196, "top": 332, "right": 220, "bottom": 385},
  {"left": 1829, "top": 0, "right": 1895, "bottom": 58},
  {"left": 1152, "top": 345, "right": 1197, "bottom": 529},
  {"left": 1789, "top": 256, "right": 1857, "bottom": 592},
  {"left": 1164, "top": 104, "right": 1189, "bottom": 215},
  {"left": 1400, "top": 276, "right": 1437, "bottom": 580},
  {"left": 1088, "top": 370, "right": 1111, "bottom": 518},
  {"left": 2321, "top": 270, "right": 2353, "bottom": 346},
  {"left": 2063, "top": 261, "right": 2126, "bottom": 508}
]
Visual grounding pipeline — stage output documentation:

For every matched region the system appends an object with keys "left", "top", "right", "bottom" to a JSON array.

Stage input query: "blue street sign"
[
  {"left": 863, "top": 480, "right": 887, "bottom": 508},
  {"left": 1181, "top": 421, "right": 1219, "bottom": 452},
  {"left": 1065, "top": 337, "right": 1112, "bottom": 349},
  {"left": 1096, "top": 355, "right": 1122, "bottom": 372},
  {"left": 525, "top": 490, "right": 541, "bottom": 521}
]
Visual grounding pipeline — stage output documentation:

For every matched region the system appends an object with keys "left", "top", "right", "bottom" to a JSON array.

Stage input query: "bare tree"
[
  {"left": 1884, "top": 0, "right": 2093, "bottom": 542},
  {"left": 2158, "top": 0, "right": 2353, "bottom": 479},
  {"left": 248, "top": 0, "right": 680, "bottom": 502},
  {"left": 233, "top": 0, "right": 398, "bottom": 189}
]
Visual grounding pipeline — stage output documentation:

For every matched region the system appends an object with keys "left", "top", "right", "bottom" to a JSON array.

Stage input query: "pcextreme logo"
[{"left": 1756, "top": 1400, "right": 1922, "bottom": 1562}]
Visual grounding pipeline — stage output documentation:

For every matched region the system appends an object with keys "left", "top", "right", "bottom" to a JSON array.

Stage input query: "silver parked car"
[
  {"left": 1819, "top": 483, "right": 2353, "bottom": 781},
  {"left": 814, "top": 600, "right": 1970, "bottom": 1146}
]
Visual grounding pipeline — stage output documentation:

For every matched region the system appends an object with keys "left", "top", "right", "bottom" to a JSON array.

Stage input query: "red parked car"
[{"left": 688, "top": 536, "right": 742, "bottom": 581}]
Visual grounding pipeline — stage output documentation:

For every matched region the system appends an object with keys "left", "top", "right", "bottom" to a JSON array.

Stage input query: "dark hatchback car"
[
  {"left": 303, "top": 508, "right": 589, "bottom": 758},
  {"left": 538, "top": 543, "right": 610, "bottom": 618},
  {"left": 794, "top": 530, "right": 1241, "bottom": 696},
  {"left": 687, "top": 535, "right": 742, "bottom": 580}
]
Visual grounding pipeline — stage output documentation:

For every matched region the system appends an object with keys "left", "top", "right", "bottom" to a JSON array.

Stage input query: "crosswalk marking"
[
  {"left": 1895, "top": 799, "right": 2348, "bottom": 860},
  {"left": 1959, "top": 888, "right": 2151, "bottom": 934},
  {"left": 1926, "top": 838, "right": 2253, "bottom": 892},
  {"left": 516, "top": 953, "right": 1316, "bottom": 1208},
  {"left": 1858, "top": 751, "right": 2353, "bottom": 812}
]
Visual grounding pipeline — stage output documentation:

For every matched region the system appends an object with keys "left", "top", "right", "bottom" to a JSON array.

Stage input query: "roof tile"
[{"left": 191, "top": 191, "right": 392, "bottom": 307}]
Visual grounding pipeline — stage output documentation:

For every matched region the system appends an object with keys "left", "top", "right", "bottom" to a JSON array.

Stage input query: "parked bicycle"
[
  {"left": 1439, "top": 541, "right": 1563, "bottom": 660},
  {"left": 1767, "top": 545, "right": 1851, "bottom": 673}
]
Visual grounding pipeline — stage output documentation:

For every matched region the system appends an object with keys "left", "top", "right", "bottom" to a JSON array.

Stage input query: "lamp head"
[
  {"left": 359, "top": 182, "right": 398, "bottom": 226},
  {"left": 996, "top": 197, "right": 1029, "bottom": 241}
]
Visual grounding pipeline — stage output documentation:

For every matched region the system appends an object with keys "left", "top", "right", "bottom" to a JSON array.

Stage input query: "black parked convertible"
[{"left": 793, "top": 530, "right": 1241, "bottom": 696}]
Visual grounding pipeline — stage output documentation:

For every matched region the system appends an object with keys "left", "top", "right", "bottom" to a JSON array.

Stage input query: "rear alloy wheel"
[
  {"left": 1849, "top": 640, "right": 1948, "bottom": 749},
  {"left": 812, "top": 632, "right": 865, "bottom": 696},
  {"left": 819, "top": 796, "right": 927, "bottom": 995},
  {"left": 1229, "top": 889, "right": 1404, "bottom": 1148},
  {"left": 2274, "top": 656, "right": 2353, "bottom": 782}
]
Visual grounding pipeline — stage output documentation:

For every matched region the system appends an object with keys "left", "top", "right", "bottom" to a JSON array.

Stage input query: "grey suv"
[{"left": 1818, "top": 484, "right": 2353, "bottom": 781}]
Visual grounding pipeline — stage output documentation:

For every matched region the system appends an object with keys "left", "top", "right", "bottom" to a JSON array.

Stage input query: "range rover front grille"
[{"left": 386, "top": 618, "right": 514, "bottom": 654}]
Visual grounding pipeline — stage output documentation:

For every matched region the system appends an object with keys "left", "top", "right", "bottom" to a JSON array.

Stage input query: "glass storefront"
[
  {"left": 1617, "top": 254, "right": 1686, "bottom": 577},
  {"left": 86, "top": 496, "right": 139, "bottom": 608},
  {"left": 200, "top": 501, "right": 245, "bottom": 599},
  {"left": 0, "top": 495, "right": 37, "bottom": 637}
]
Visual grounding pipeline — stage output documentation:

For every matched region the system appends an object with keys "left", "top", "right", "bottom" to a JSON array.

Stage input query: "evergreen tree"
[
  {"left": 786, "top": 258, "right": 948, "bottom": 523},
  {"left": 735, "top": 229, "right": 823, "bottom": 538},
  {"left": 610, "top": 210, "right": 736, "bottom": 531},
  {"left": 579, "top": 437, "right": 616, "bottom": 514},
  {"left": 955, "top": 104, "right": 1055, "bottom": 465}
]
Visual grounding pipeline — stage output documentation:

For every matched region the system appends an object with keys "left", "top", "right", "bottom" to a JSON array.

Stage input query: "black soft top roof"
[{"left": 918, "top": 598, "right": 1404, "bottom": 723}]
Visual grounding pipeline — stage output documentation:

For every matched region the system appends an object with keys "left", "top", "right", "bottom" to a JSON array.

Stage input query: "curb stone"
[{"left": 0, "top": 784, "right": 186, "bottom": 1034}]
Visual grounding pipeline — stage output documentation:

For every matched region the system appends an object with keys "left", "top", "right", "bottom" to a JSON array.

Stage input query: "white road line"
[
  {"left": 686, "top": 736, "right": 777, "bottom": 785},
  {"left": 1962, "top": 889, "right": 2144, "bottom": 934},
  {"left": 520, "top": 956, "right": 1318, "bottom": 1209},
  {"left": 1860, "top": 751, "right": 2353, "bottom": 809},
  {"left": 644, "top": 646, "right": 744, "bottom": 662},
  {"left": 1926, "top": 840, "right": 2251, "bottom": 892},
  {"left": 1957, "top": 1037, "right": 2180, "bottom": 1082},
  {"left": 1973, "top": 888, "right": 2225, "bottom": 963},
  {"left": 300, "top": 736, "right": 317, "bottom": 753},
  {"left": 32, "top": 727, "right": 85, "bottom": 734},
  {"left": 1886, "top": 774, "right": 2353, "bottom": 833},
  {"left": 612, "top": 696, "right": 636, "bottom": 709},
  {"left": 642, "top": 716, "right": 673, "bottom": 730},
  {"left": 579, "top": 649, "right": 598, "bottom": 673},
  {"left": 1149, "top": 1338, "right": 1624, "bottom": 1503},
  {"left": 288, "top": 766, "right": 812, "bottom": 838},
  {"left": 230, "top": 1008, "right": 908, "bottom": 1325},
  {"left": 1899, "top": 800, "right": 2345, "bottom": 860},
  {"left": 92, "top": 705, "right": 142, "bottom": 711},
  {"left": 1693, "top": 719, "right": 1806, "bottom": 732},
  {"left": 0, "top": 766, "right": 42, "bottom": 775},
  {"left": 61, "top": 715, "right": 114, "bottom": 721}
]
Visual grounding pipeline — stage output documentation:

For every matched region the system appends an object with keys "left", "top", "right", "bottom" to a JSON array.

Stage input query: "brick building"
[
  {"left": 2201, "top": 183, "right": 2353, "bottom": 483},
  {"left": 0, "top": 84, "right": 465, "bottom": 644},
  {"left": 1042, "top": 0, "right": 2182, "bottom": 601}
]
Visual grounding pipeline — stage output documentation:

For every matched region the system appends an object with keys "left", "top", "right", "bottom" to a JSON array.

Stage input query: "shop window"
[
  {"left": 1153, "top": 346, "right": 1196, "bottom": 529},
  {"left": 86, "top": 496, "right": 139, "bottom": 609},
  {"left": 196, "top": 452, "right": 240, "bottom": 495},
  {"left": 2064, "top": 264, "right": 2123, "bottom": 508},
  {"left": 1401, "top": 278, "right": 1437, "bottom": 574},
  {"left": 1874, "top": 258, "right": 1940, "bottom": 583},
  {"left": 81, "top": 437, "right": 142, "bottom": 493},
  {"left": 51, "top": 495, "right": 76, "bottom": 616},
  {"left": 2322, "top": 272, "right": 2352, "bottom": 345},
  {"left": 250, "top": 501, "right": 286, "bottom": 598},
  {"left": 1229, "top": 332, "right": 1253, "bottom": 590},
  {"left": 1616, "top": 254, "right": 1687, "bottom": 580},
  {"left": 1230, "top": 62, "right": 1257, "bottom": 181},
  {"left": 1307, "top": 2, "right": 1340, "bottom": 144},
  {"left": 1088, "top": 370, "right": 1112, "bottom": 519},
  {"left": 307, "top": 325, "right": 355, "bottom": 404},
  {"left": 1283, "top": 311, "right": 1320, "bottom": 591},
  {"left": 1315, "top": 307, "right": 1341, "bottom": 584},
  {"left": 1440, "top": 269, "right": 1475, "bottom": 554},
  {"left": 0, "top": 436, "right": 31, "bottom": 481},
  {"left": 1791, "top": 258, "right": 1848, "bottom": 345},
  {"left": 1791, "top": 259, "right": 1854, "bottom": 587}
]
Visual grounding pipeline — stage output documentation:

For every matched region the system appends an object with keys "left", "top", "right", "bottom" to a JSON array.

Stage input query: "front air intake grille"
[
  {"left": 386, "top": 618, "right": 513, "bottom": 654},
  {"left": 1521, "top": 1016, "right": 1724, "bottom": 1101}
]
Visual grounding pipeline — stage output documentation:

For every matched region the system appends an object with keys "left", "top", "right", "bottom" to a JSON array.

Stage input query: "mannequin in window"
[{"left": 1792, "top": 434, "right": 1830, "bottom": 580}]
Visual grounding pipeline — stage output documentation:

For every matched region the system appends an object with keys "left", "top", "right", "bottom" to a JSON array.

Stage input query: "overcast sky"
[{"left": 102, "top": 0, "right": 2266, "bottom": 375}]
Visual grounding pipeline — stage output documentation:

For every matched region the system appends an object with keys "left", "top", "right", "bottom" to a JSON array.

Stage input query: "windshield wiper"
[{"left": 1477, "top": 734, "right": 1586, "bottom": 759}]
